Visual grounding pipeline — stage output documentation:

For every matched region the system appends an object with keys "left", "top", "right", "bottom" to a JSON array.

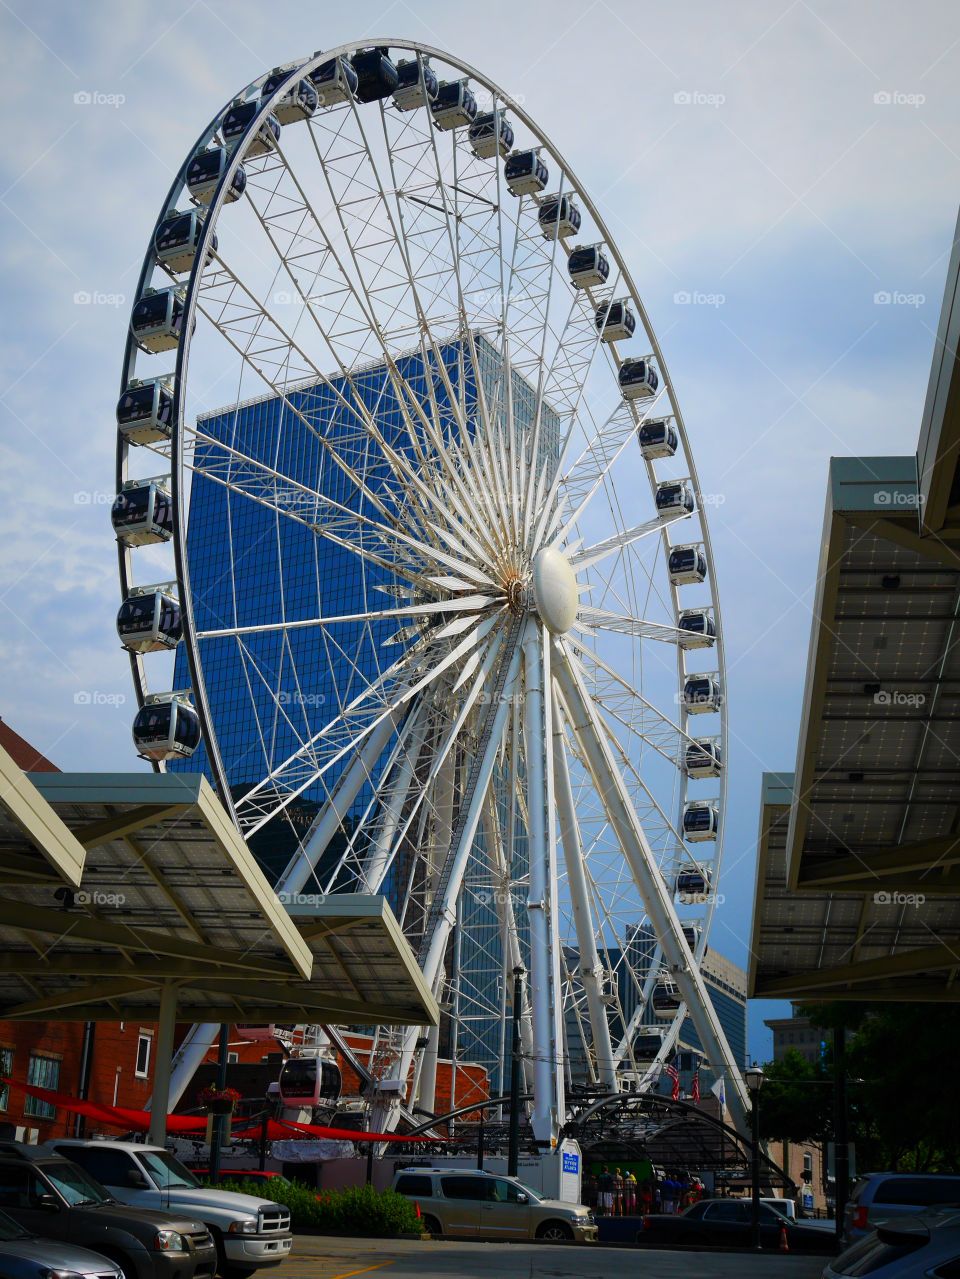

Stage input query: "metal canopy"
[
  {"left": 0, "top": 760, "right": 439, "bottom": 1028},
  {"left": 749, "top": 210, "right": 960, "bottom": 1004}
]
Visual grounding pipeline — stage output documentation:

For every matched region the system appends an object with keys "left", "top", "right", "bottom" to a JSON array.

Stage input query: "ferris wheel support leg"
[
  {"left": 522, "top": 623, "right": 560, "bottom": 1147},
  {"left": 552, "top": 691, "right": 617, "bottom": 1092},
  {"left": 391, "top": 643, "right": 524, "bottom": 1119},
  {"left": 552, "top": 641, "right": 750, "bottom": 1137},
  {"left": 155, "top": 1021, "right": 219, "bottom": 1113},
  {"left": 276, "top": 711, "right": 399, "bottom": 897}
]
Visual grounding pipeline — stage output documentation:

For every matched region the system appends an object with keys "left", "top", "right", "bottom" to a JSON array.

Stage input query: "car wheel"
[
  {"left": 422, "top": 1214, "right": 442, "bottom": 1236},
  {"left": 536, "top": 1220, "right": 574, "bottom": 1241}
]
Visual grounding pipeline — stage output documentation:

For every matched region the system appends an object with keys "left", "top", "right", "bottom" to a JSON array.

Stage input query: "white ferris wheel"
[{"left": 112, "top": 39, "right": 749, "bottom": 1142}]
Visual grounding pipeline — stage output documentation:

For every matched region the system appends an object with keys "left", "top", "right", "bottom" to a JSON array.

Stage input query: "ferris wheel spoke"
[{"left": 569, "top": 510, "right": 691, "bottom": 571}]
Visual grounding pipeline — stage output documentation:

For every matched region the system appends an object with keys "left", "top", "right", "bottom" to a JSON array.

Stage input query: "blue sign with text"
[{"left": 562, "top": 1152, "right": 580, "bottom": 1174}]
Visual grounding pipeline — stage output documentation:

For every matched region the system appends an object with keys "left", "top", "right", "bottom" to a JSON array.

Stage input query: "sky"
[{"left": 1, "top": 0, "right": 959, "bottom": 1064}]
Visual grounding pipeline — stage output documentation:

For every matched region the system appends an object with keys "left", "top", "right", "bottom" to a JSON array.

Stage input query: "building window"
[
  {"left": 227, "top": 1052, "right": 239, "bottom": 1064},
  {"left": 803, "top": 1152, "right": 813, "bottom": 1175},
  {"left": 0, "top": 1048, "right": 12, "bottom": 1110},
  {"left": 24, "top": 1055, "right": 59, "bottom": 1119},
  {"left": 135, "top": 1033, "right": 152, "bottom": 1079}
]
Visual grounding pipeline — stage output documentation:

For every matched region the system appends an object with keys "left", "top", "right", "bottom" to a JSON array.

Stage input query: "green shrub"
[{"left": 215, "top": 1178, "right": 422, "bottom": 1236}]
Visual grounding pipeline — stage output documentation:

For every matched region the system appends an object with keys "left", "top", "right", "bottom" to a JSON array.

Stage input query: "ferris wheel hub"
[{"left": 532, "top": 546, "right": 578, "bottom": 634}]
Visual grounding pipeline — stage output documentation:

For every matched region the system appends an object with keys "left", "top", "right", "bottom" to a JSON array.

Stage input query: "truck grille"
[
  {"left": 188, "top": 1228, "right": 215, "bottom": 1250},
  {"left": 258, "top": 1205, "right": 291, "bottom": 1234}
]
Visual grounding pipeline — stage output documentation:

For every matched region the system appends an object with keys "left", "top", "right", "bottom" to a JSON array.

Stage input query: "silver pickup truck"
[{"left": 50, "top": 1141, "right": 292, "bottom": 1278}]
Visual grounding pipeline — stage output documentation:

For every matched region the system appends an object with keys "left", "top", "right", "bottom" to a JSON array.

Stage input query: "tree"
[{"left": 757, "top": 1048, "right": 832, "bottom": 1145}]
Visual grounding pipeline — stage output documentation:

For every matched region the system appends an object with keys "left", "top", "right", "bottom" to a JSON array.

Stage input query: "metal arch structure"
[{"left": 113, "top": 39, "right": 747, "bottom": 1140}]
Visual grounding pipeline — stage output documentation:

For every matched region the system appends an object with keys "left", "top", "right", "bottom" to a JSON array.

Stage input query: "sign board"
[{"left": 563, "top": 1151, "right": 580, "bottom": 1174}]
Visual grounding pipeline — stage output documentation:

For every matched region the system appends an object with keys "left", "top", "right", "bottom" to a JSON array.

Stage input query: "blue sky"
[{"left": 1, "top": 0, "right": 958, "bottom": 1063}]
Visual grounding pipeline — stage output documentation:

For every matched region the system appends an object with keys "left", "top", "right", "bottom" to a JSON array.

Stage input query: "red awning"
[{"left": 3, "top": 1080, "right": 438, "bottom": 1143}]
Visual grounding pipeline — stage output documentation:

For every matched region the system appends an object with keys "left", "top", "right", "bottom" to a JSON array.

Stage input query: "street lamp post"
[
  {"left": 745, "top": 1065, "right": 765, "bottom": 1251},
  {"left": 507, "top": 967, "right": 524, "bottom": 1178}
]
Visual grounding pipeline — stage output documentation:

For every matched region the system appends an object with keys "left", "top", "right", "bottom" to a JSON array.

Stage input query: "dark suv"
[{"left": 0, "top": 1145, "right": 216, "bottom": 1279}]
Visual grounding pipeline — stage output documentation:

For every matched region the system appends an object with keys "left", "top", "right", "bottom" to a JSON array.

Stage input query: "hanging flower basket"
[{"left": 198, "top": 1085, "right": 241, "bottom": 1114}]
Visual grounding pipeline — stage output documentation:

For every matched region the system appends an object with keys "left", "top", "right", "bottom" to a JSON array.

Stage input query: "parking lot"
[{"left": 276, "top": 1235, "right": 828, "bottom": 1278}]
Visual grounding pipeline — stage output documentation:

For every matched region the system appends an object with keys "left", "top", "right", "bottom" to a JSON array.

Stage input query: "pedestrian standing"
[
  {"left": 612, "top": 1167, "right": 624, "bottom": 1216},
  {"left": 624, "top": 1169, "right": 637, "bottom": 1215},
  {"left": 597, "top": 1165, "right": 614, "bottom": 1217}
]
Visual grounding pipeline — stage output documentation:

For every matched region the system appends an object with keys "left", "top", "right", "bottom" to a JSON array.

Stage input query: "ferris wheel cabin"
[
  {"left": 539, "top": 194, "right": 581, "bottom": 240},
  {"left": 131, "top": 286, "right": 189, "bottom": 354},
  {"left": 260, "top": 69, "right": 319, "bottom": 124},
  {"left": 393, "top": 58, "right": 439, "bottom": 110},
  {"left": 683, "top": 801, "right": 720, "bottom": 842},
  {"left": 634, "top": 1031, "right": 663, "bottom": 1061},
  {"left": 111, "top": 478, "right": 173, "bottom": 547},
  {"left": 638, "top": 418, "right": 678, "bottom": 460},
  {"left": 504, "top": 149, "right": 549, "bottom": 196},
  {"left": 595, "top": 299, "right": 637, "bottom": 343},
  {"left": 432, "top": 79, "right": 478, "bottom": 130},
  {"left": 652, "top": 979, "right": 682, "bottom": 1018},
  {"left": 682, "top": 923, "right": 703, "bottom": 951},
  {"left": 278, "top": 1057, "right": 343, "bottom": 1108},
  {"left": 684, "top": 738, "right": 722, "bottom": 779},
  {"left": 676, "top": 866, "right": 712, "bottom": 903},
  {"left": 468, "top": 111, "right": 514, "bottom": 160},
  {"left": 655, "top": 480, "right": 695, "bottom": 520},
  {"left": 117, "top": 585, "right": 182, "bottom": 654},
  {"left": 350, "top": 48, "right": 400, "bottom": 103},
  {"left": 678, "top": 608, "right": 716, "bottom": 648},
  {"left": 221, "top": 102, "right": 281, "bottom": 157},
  {"left": 568, "top": 244, "right": 610, "bottom": 288},
  {"left": 682, "top": 673, "right": 721, "bottom": 714},
  {"left": 186, "top": 148, "right": 247, "bottom": 205},
  {"left": 154, "top": 209, "right": 217, "bottom": 275},
  {"left": 117, "top": 377, "right": 173, "bottom": 446},
  {"left": 668, "top": 545, "right": 707, "bottom": 587},
  {"left": 619, "top": 358, "right": 659, "bottom": 400},
  {"left": 132, "top": 693, "right": 200, "bottom": 762},
  {"left": 309, "top": 56, "right": 358, "bottom": 106}
]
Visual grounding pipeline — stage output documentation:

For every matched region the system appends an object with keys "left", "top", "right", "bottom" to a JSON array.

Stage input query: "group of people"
[{"left": 583, "top": 1167, "right": 704, "bottom": 1217}]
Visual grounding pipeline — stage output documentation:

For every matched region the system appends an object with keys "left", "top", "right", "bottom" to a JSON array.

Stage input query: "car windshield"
[
  {"left": 0, "top": 1208, "right": 28, "bottom": 1241},
  {"left": 44, "top": 1162, "right": 113, "bottom": 1206},
  {"left": 138, "top": 1151, "right": 199, "bottom": 1189}
]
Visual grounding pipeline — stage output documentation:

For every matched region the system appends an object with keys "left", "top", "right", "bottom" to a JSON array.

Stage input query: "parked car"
[
  {"left": 825, "top": 1208, "right": 960, "bottom": 1278},
  {"left": 391, "top": 1167, "right": 597, "bottom": 1242},
  {"left": 639, "top": 1198, "right": 837, "bottom": 1253},
  {"left": 843, "top": 1172, "right": 960, "bottom": 1241},
  {"left": 0, "top": 1144, "right": 216, "bottom": 1279},
  {"left": 50, "top": 1141, "right": 292, "bottom": 1278},
  {"left": 762, "top": 1196, "right": 797, "bottom": 1221},
  {"left": 0, "top": 1204, "right": 125, "bottom": 1279}
]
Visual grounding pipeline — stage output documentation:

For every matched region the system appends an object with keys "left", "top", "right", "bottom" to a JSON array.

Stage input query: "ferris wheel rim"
[{"left": 114, "top": 37, "right": 733, "bottom": 1108}]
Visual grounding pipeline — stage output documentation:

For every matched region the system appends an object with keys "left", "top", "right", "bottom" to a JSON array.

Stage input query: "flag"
[
  {"left": 664, "top": 1062, "right": 680, "bottom": 1102},
  {"left": 692, "top": 1068, "right": 701, "bottom": 1103},
  {"left": 711, "top": 1075, "right": 726, "bottom": 1109}
]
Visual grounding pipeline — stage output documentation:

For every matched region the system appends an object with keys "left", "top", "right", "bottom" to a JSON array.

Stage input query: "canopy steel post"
[
  {"left": 148, "top": 983, "right": 179, "bottom": 1146},
  {"left": 209, "top": 1023, "right": 229, "bottom": 1182}
]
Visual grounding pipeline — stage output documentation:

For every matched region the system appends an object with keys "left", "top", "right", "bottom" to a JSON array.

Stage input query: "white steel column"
[
  {"left": 522, "top": 621, "right": 559, "bottom": 1145},
  {"left": 553, "top": 640, "right": 749, "bottom": 1136},
  {"left": 552, "top": 689, "right": 617, "bottom": 1090}
]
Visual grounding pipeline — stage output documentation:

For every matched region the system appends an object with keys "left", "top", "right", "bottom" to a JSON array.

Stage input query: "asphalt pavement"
[{"left": 276, "top": 1235, "right": 828, "bottom": 1278}]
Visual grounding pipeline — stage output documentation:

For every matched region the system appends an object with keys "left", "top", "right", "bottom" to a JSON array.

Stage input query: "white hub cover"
[{"left": 532, "top": 546, "right": 578, "bottom": 634}]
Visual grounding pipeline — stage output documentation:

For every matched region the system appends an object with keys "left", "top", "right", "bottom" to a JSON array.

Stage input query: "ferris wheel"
[{"left": 112, "top": 39, "right": 749, "bottom": 1142}]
